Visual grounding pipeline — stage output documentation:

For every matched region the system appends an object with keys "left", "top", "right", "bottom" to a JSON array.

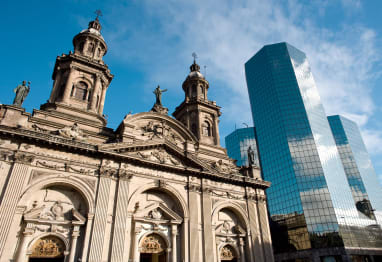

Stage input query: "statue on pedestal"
[
  {"left": 153, "top": 85, "right": 167, "bottom": 106},
  {"left": 151, "top": 85, "right": 168, "bottom": 115},
  {"left": 247, "top": 146, "right": 255, "bottom": 167},
  {"left": 13, "top": 81, "right": 30, "bottom": 107}
]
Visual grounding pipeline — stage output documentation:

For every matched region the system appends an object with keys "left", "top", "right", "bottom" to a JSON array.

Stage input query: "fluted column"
[
  {"left": 0, "top": 154, "right": 33, "bottom": 258},
  {"left": 171, "top": 225, "right": 178, "bottom": 262},
  {"left": 110, "top": 175, "right": 131, "bottom": 262},
  {"left": 62, "top": 67, "right": 75, "bottom": 103},
  {"left": 88, "top": 175, "right": 112, "bottom": 262}
]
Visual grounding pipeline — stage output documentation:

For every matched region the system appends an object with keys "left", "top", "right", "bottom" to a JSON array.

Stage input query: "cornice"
[{"left": 0, "top": 125, "right": 270, "bottom": 189}]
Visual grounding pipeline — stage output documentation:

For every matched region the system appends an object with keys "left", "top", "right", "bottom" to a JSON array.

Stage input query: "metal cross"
[
  {"left": 95, "top": 9, "right": 103, "bottom": 19},
  {"left": 192, "top": 52, "right": 198, "bottom": 63}
]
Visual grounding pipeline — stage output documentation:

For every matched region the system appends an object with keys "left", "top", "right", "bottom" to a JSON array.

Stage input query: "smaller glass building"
[
  {"left": 225, "top": 127, "right": 259, "bottom": 167},
  {"left": 328, "top": 115, "right": 382, "bottom": 225}
]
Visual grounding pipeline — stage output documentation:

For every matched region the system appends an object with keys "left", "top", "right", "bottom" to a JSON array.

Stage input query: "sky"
[{"left": 1, "top": 0, "right": 382, "bottom": 185}]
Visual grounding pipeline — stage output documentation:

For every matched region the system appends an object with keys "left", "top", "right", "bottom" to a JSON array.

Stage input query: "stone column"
[
  {"left": 15, "top": 223, "right": 34, "bottom": 262},
  {"left": 213, "top": 114, "right": 220, "bottom": 145},
  {"left": 201, "top": 186, "right": 214, "bottom": 262},
  {"left": 246, "top": 233, "right": 255, "bottom": 262},
  {"left": 110, "top": 176, "right": 131, "bottom": 262},
  {"left": 132, "top": 226, "right": 141, "bottom": 262},
  {"left": 62, "top": 67, "right": 75, "bottom": 103},
  {"left": 81, "top": 213, "right": 94, "bottom": 262},
  {"left": 50, "top": 67, "right": 62, "bottom": 102},
  {"left": 0, "top": 154, "right": 33, "bottom": 259},
  {"left": 91, "top": 74, "right": 101, "bottom": 111},
  {"left": 171, "top": 225, "right": 178, "bottom": 262},
  {"left": 88, "top": 175, "right": 112, "bottom": 262},
  {"left": 182, "top": 218, "right": 189, "bottom": 262},
  {"left": 188, "top": 183, "right": 201, "bottom": 262},
  {"left": 239, "top": 239, "right": 245, "bottom": 262},
  {"left": 98, "top": 84, "right": 107, "bottom": 115},
  {"left": 166, "top": 248, "right": 171, "bottom": 262},
  {"left": 68, "top": 227, "right": 80, "bottom": 262}
]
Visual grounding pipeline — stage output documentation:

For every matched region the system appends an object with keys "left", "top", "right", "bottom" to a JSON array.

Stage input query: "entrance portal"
[
  {"left": 28, "top": 236, "right": 65, "bottom": 262},
  {"left": 139, "top": 234, "right": 167, "bottom": 262}
]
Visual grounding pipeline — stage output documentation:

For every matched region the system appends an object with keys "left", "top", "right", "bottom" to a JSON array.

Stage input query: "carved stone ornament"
[
  {"left": 140, "top": 121, "right": 182, "bottom": 145},
  {"left": 14, "top": 152, "right": 35, "bottom": 164},
  {"left": 140, "top": 234, "right": 166, "bottom": 254},
  {"left": 56, "top": 123, "right": 87, "bottom": 141},
  {"left": 135, "top": 148, "right": 181, "bottom": 166},
  {"left": 148, "top": 208, "right": 163, "bottom": 219},
  {"left": 220, "top": 245, "right": 236, "bottom": 260},
  {"left": 30, "top": 236, "right": 65, "bottom": 258},
  {"left": 211, "top": 160, "right": 233, "bottom": 173}
]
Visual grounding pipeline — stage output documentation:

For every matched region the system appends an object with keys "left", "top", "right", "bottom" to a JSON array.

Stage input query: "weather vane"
[
  {"left": 95, "top": 9, "right": 103, "bottom": 19},
  {"left": 192, "top": 52, "right": 198, "bottom": 63}
]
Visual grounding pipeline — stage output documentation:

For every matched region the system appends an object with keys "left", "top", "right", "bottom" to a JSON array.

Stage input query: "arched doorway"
[
  {"left": 139, "top": 234, "right": 167, "bottom": 262},
  {"left": 28, "top": 236, "right": 65, "bottom": 262},
  {"left": 220, "top": 245, "right": 238, "bottom": 262}
]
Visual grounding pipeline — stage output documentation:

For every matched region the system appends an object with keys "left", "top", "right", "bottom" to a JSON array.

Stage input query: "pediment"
[
  {"left": 116, "top": 112, "right": 198, "bottom": 149},
  {"left": 134, "top": 202, "right": 182, "bottom": 223},
  {"left": 24, "top": 203, "right": 85, "bottom": 224},
  {"left": 101, "top": 141, "right": 214, "bottom": 173}
]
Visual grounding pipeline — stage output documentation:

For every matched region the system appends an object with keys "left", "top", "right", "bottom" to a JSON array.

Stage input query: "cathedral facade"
[{"left": 0, "top": 17, "right": 273, "bottom": 262}]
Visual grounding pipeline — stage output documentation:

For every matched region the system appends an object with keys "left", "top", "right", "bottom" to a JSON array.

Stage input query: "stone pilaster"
[
  {"left": 188, "top": 183, "right": 201, "bottom": 262},
  {"left": 88, "top": 175, "right": 113, "bottom": 262},
  {"left": 0, "top": 154, "right": 33, "bottom": 258},
  {"left": 110, "top": 177, "right": 131, "bottom": 262},
  {"left": 201, "top": 186, "right": 214, "bottom": 262},
  {"left": 246, "top": 192, "right": 265, "bottom": 262},
  {"left": 257, "top": 194, "right": 274, "bottom": 262}
]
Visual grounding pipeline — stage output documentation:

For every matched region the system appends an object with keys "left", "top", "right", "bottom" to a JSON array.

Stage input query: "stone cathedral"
[{"left": 0, "top": 17, "right": 273, "bottom": 262}]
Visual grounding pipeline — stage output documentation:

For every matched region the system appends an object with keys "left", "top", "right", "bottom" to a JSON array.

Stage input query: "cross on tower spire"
[
  {"left": 192, "top": 52, "right": 198, "bottom": 64},
  {"left": 95, "top": 9, "right": 103, "bottom": 19}
]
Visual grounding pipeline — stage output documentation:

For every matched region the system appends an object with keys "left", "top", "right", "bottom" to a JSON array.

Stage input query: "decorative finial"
[
  {"left": 95, "top": 9, "right": 103, "bottom": 20},
  {"left": 192, "top": 52, "right": 198, "bottom": 64}
]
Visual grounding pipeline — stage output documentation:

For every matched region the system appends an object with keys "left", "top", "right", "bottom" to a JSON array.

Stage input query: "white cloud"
[{"left": 103, "top": 0, "right": 382, "bottom": 167}]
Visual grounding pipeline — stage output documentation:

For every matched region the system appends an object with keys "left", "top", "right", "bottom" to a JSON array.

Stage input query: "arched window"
[
  {"left": 191, "top": 84, "right": 197, "bottom": 97},
  {"left": 87, "top": 42, "right": 95, "bottom": 53},
  {"left": 73, "top": 81, "right": 88, "bottom": 100},
  {"left": 202, "top": 121, "right": 211, "bottom": 136}
]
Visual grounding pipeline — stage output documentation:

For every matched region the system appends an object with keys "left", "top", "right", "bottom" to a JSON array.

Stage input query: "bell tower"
[
  {"left": 41, "top": 14, "right": 113, "bottom": 126},
  {"left": 173, "top": 55, "right": 221, "bottom": 145}
]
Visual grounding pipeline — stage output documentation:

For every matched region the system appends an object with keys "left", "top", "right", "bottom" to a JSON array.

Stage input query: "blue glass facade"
[
  {"left": 328, "top": 115, "right": 382, "bottom": 225},
  {"left": 225, "top": 127, "right": 259, "bottom": 167},
  {"left": 245, "top": 42, "right": 382, "bottom": 259}
]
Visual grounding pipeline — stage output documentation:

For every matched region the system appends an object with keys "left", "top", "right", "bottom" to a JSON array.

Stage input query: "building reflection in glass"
[
  {"left": 225, "top": 127, "right": 259, "bottom": 167},
  {"left": 245, "top": 42, "right": 382, "bottom": 261}
]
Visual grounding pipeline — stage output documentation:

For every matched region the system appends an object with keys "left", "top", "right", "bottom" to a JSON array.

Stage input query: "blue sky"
[{"left": 1, "top": 0, "right": 382, "bottom": 185}]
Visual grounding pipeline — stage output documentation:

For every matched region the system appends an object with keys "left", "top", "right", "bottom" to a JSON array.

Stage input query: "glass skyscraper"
[
  {"left": 245, "top": 42, "right": 382, "bottom": 262},
  {"left": 225, "top": 127, "right": 259, "bottom": 167},
  {"left": 328, "top": 115, "right": 382, "bottom": 225}
]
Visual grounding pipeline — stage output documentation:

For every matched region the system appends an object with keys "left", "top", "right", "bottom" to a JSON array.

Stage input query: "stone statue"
[
  {"left": 153, "top": 85, "right": 167, "bottom": 106},
  {"left": 247, "top": 146, "right": 255, "bottom": 166},
  {"left": 13, "top": 81, "right": 30, "bottom": 107}
]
